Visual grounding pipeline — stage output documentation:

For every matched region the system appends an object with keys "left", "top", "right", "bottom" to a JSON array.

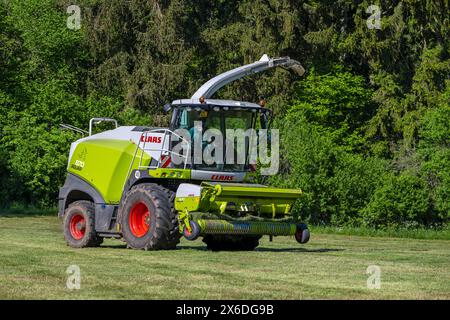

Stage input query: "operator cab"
[{"left": 165, "top": 98, "right": 272, "bottom": 173}]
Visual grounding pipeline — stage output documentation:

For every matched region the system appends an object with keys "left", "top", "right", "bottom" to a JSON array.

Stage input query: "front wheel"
[
  {"left": 119, "top": 183, "right": 179, "bottom": 250},
  {"left": 183, "top": 220, "right": 201, "bottom": 241},
  {"left": 295, "top": 223, "right": 310, "bottom": 244}
]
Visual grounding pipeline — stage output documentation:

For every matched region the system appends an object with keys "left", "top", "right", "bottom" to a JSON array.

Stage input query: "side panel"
[{"left": 68, "top": 139, "right": 151, "bottom": 203}]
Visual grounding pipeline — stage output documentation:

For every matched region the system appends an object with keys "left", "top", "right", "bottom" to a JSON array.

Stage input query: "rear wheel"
[
  {"left": 63, "top": 200, "right": 103, "bottom": 248},
  {"left": 203, "top": 235, "right": 261, "bottom": 251},
  {"left": 119, "top": 183, "right": 179, "bottom": 250}
]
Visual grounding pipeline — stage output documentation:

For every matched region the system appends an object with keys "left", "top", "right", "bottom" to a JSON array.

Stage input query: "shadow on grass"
[
  {"left": 175, "top": 245, "right": 344, "bottom": 253},
  {"left": 99, "top": 244, "right": 207, "bottom": 250},
  {"left": 100, "top": 244, "right": 128, "bottom": 249},
  {"left": 98, "top": 244, "right": 343, "bottom": 253},
  {"left": 256, "top": 247, "right": 343, "bottom": 253}
]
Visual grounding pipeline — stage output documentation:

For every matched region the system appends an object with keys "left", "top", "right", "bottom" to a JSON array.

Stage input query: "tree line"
[{"left": 0, "top": 0, "right": 448, "bottom": 228}]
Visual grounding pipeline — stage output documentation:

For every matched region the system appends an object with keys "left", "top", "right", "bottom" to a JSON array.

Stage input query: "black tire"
[
  {"left": 159, "top": 185, "right": 182, "bottom": 242},
  {"left": 183, "top": 220, "right": 201, "bottom": 241},
  {"left": 63, "top": 200, "right": 103, "bottom": 248},
  {"left": 119, "top": 183, "right": 180, "bottom": 250},
  {"left": 202, "top": 235, "right": 261, "bottom": 251},
  {"left": 295, "top": 223, "right": 310, "bottom": 244}
]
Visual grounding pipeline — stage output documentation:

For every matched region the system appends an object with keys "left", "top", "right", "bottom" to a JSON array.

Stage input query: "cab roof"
[{"left": 171, "top": 99, "right": 268, "bottom": 112}]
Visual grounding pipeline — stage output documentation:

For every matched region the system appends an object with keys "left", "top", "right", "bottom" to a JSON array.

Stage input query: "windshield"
[{"left": 174, "top": 107, "right": 257, "bottom": 171}]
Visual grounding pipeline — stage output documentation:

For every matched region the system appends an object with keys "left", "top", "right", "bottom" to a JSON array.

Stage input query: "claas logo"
[
  {"left": 211, "top": 175, "right": 234, "bottom": 181},
  {"left": 140, "top": 136, "right": 162, "bottom": 143}
]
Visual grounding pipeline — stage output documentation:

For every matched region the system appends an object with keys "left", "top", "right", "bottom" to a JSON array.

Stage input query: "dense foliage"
[{"left": 0, "top": 0, "right": 448, "bottom": 228}]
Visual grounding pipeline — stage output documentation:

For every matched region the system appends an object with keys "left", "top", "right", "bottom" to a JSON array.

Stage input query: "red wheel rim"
[
  {"left": 129, "top": 202, "right": 150, "bottom": 238},
  {"left": 70, "top": 214, "right": 86, "bottom": 240}
]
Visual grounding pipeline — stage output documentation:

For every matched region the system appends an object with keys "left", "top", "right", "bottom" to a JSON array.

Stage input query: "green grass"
[
  {"left": 310, "top": 224, "right": 450, "bottom": 240},
  {"left": 0, "top": 213, "right": 449, "bottom": 299},
  {"left": 0, "top": 206, "right": 56, "bottom": 216}
]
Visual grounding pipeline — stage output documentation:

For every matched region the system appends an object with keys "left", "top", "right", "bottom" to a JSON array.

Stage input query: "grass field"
[{"left": 0, "top": 213, "right": 449, "bottom": 299}]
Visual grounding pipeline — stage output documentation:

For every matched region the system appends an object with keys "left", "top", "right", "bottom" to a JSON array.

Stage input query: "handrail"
[
  {"left": 60, "top": 124, "right": 89, "bottom": 136},
  {"left": 137, "top": 129, "right": 190, "bottom": 170},
  {"left": 124, "top": 129, "right": 191, "bottom": 187}
]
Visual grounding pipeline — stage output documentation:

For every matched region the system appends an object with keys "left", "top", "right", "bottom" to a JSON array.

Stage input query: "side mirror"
[{"left": 163, "top": 104, "right": 172, "bottom": 112}]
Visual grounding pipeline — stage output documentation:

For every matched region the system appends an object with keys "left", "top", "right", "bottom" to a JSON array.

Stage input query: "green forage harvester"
[{"left": 58, "top": 55, "right": 310, "bottom": 251}]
